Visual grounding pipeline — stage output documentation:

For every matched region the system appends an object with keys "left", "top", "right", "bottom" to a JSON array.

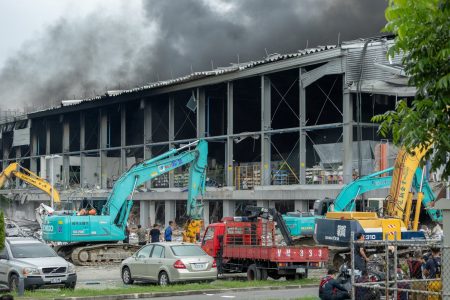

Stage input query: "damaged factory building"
[{"left": 0, "top": 36, "right": 433, "bottom": 230}]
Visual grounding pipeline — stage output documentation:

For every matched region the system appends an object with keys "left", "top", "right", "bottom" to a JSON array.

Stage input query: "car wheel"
[
  {"left": 8, "top": 273, "right": 19, "bottom": 292},
  {"left": 122, "top": 267, "right": 134, "bottom": 284},
  {"left": 246, "top": 264, "right": 261, "bottom": 281},
  {"left": 158, "top": 271, "right": 170, "bottom": 286},
  {"left": 64, "top": 282, "right": 76, "bottom": 290}
]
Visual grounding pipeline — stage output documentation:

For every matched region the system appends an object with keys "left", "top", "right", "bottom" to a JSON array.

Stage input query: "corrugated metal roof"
[{"left": 31, "top": 45, "right": 337, "bottom": 114}]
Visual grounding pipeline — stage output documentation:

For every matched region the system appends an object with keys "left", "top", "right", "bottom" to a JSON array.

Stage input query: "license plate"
[
  {"left": 296, "top": 267, "right": 306, "bottom": 274},
  {"left": 50, "top": 278, "right": 62, "bottom": 283},
  {"left": 191, "top": 263, "right": 206, "bottom": 270}
]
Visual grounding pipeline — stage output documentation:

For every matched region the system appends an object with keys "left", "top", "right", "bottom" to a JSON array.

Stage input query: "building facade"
[{"left": 0, "top": 36, "right": 416, "bottom": 227}]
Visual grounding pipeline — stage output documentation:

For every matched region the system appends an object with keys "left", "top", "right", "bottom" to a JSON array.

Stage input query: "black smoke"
[{"left": 0, "top": 0, "right": 387, "bottom": 110}]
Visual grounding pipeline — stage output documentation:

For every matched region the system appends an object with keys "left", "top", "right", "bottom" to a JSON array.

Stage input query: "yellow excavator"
[
  {"left": 314, "top": 144, "right": 440, "bottom": 247},
  {"left": 0, "top": 162, "right": 60, "bottom": 205}
]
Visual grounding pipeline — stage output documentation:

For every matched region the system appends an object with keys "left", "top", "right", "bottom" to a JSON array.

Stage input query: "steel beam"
[
  {"left": 169, "top": 96, "right": 175, "bottom": 188},
  {"left": 62, "top": 118, "right": 70, "bottom": 189},
  {"left": 30, "top": 121, "right": 38, "bottom": 173},
  {"left": 80, "top": 112, "right": 86, "bottom": 188}
]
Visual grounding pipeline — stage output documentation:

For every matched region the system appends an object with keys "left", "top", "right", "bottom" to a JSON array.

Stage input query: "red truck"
[{"left": 201, "top": 215, "right": 328, "bottom": 281}]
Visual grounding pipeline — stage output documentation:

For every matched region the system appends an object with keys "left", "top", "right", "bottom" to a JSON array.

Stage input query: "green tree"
[{"left": 372, "top": 0, "right": 450, "bottom": 178}]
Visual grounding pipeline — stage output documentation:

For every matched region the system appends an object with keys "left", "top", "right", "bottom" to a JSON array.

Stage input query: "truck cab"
[{"left": 201, "top": 222, "right": 225, "bottom": 258}]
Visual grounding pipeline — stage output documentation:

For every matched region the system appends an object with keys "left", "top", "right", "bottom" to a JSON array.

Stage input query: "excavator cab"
[{"left": 313, "top": 198, "right": 335, "bottom": 216}]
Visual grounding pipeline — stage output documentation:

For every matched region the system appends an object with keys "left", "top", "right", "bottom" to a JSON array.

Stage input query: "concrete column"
[
  {"left": 99, "top": 109, "right": 108, "bottom": 189},
  {"left": 203, "top": 200, "right": 210, "bottom": 226},
  {"left": 261, "top": 75, "right": 271, "bottom": 186},
  {"left": 196, "top": 88, "right": 206, "bottom": 138},
  {"left": 168, "top": 96, "right": 175, "bottom": 188},
  {"left": 295, "top": 200, "right": 309, "bottom": 212},
  {"left": 257, "top": 200, "right": 269, "bottom": 208},
  {"left": 343, "top": 87, "right": 353, "bottom": 183},
  {"left": 30, "top": 122, "right": 38, "bottom": 173},
  {"left": 226, "top": 82, "right": 234, "bottom": 187},
  {"left": 139, "top": 200, "right": 150, "bottom": 228},
  {"left": 299, "top": 68, "right": 307, "bottom": 184},
  {"left": 222, "top": 200, "right": 235, "bottom": 217},
  {"left": 164, "top": 200, "right": 176, "bottom": 227},
  {"left": 80, "top": 112, "right": 86, "bottom": 188},
  {"left": 149, "top": 200, "right": 156, "bottom": 226},
  {"left": 62, "top": 119, "right": 70, "bottom": 189},
  {"left": 120, "top": 105, "right": 127, "bottom": 173}
]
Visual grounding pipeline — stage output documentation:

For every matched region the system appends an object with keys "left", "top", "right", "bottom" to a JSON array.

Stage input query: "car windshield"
[
  {"left": 10, "top": 243, "right": 57, "bottom": 258},
  {"left": 171, "top": 245, "right": 207, "bottom": 256}
]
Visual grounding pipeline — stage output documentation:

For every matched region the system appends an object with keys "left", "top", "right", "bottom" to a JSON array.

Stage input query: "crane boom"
[{"left": 42, "top": 140, "right": 208, "bottom": 265}]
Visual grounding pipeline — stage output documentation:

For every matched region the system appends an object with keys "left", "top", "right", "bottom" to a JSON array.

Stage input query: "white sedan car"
[{"left": 121, "top": 242, "right": 217, "bottom": 286}]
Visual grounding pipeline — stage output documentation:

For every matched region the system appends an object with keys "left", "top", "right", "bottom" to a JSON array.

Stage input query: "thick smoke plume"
[{"left": 0, "top": 0, "right": 387, "bottom": 110}]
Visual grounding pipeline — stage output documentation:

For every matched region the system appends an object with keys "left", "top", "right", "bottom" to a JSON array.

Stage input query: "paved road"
[{"left": 142, "top": 287, "right": 319, "bottom": 300}]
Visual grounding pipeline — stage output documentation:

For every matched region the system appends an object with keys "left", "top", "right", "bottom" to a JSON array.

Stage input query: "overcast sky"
[{"left": 0, "top": 0, "right": 387, "bottom": 110}]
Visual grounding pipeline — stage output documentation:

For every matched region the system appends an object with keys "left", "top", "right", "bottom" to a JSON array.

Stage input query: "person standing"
[
  {"left": 165, "top": 221, "right": 174, "bottom": 242},
  {"left": 136, "top": 224, "right": 147, "bottom": 246},
  {"left": 354, "top": 233, "right": 369, "bottom": 272},
  {"left": 149, "top": 224, "right": 161, "bottom": 243},
  {"left": 424, "top": 247, "right": 442, "bottom": 300},
  {"left": 123, "top": 225, "right": 130, "bottom": 244}
]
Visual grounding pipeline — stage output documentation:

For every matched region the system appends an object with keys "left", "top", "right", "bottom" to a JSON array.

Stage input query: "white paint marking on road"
[
  {"left": 221, "top": 296, "right": 235, "bottom": 298},
  {"left": 204, "top": 294, "right": 215, "bottom": 296}
]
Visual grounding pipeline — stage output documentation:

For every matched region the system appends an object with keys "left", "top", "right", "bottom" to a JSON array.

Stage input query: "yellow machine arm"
[
  {"left": 385, "top": 145, "right": 430, "bottom": 220},
  {"left": 0, "top": 163, "right": 60, "bottom": 204}
]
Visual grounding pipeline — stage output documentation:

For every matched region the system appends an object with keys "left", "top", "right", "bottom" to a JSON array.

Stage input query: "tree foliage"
[{"left": 372, "top": 0, "right": 450, "bottom": 178}]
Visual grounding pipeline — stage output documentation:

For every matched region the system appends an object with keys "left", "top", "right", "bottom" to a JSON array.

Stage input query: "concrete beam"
[
  {"left": 196, "top": 88, "right": 206, "bottom": 138},
  {"left": 343, "top": 86, "right": 353, "bottom": 183},
  {"left": 226, "top": 82, "right": 234, "bottom": 187},
  {"left": 261, "top": 75, "right": 271, "bottom": 186}
]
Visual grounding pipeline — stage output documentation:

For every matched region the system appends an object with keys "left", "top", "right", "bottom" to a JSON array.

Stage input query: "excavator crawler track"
[{"left": 68, "top": 244, "right": 141, "bottom": 266}]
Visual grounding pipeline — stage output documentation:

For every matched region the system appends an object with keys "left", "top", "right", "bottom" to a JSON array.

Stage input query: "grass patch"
[{"left": 13, "top": 278, "right": 319, "bottom": 299}]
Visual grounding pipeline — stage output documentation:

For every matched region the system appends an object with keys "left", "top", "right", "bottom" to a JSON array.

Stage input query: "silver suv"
[{"left": 0, "top": 237, "right": 77, "bottom": 291}]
